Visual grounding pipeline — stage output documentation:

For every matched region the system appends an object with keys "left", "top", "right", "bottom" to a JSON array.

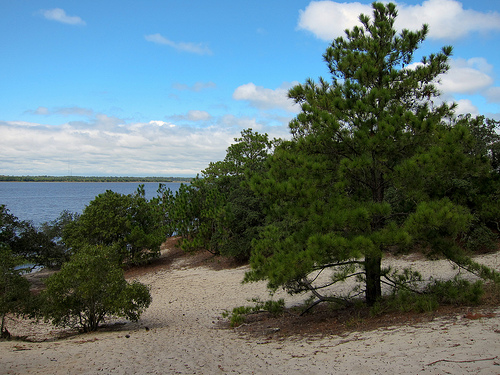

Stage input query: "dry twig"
[{"left": 427, "top": 356, "right": 498, "bottom": 366}]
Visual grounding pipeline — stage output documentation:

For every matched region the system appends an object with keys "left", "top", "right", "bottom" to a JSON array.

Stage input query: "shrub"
[
  {"left": 222, "top": 298, "right": 285, "bottom": 327},
  {"left": 0, "top": 245, "right": 32, "bottom": 338},
  {"left": 426, "top": 277, "right": 484, "bottom": 305},
  {"left": 39, "top": 245, "right": 151, "bottom": 332},
  {"left": 64, "top": 188, "right": 167, "bottom": 265}
]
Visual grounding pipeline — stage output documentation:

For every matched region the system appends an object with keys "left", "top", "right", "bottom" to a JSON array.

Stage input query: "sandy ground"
[{"left": 1, "top": 248, "right": 499, "bottom": 375}]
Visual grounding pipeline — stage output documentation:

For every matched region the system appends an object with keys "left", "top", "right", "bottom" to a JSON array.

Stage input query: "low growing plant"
[
  {"left": 426, "top": 276, "right": 484, "bottom": 305},
  {"left": 222, "top": 298, "right": 285, "bottom": 327}
]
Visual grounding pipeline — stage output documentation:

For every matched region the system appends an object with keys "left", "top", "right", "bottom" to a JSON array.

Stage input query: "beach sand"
[{"left": 1, "top": 244, "right": 499, "bottom": 374}]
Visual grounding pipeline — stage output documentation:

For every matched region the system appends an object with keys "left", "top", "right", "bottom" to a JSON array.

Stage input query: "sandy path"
[{"left": 1, "top": 252, "right": 499, "bottom": 374}]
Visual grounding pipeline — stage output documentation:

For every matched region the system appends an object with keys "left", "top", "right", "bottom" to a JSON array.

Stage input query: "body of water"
[{"left": 0, "top": 182, "right": 183, "bottom": 226}]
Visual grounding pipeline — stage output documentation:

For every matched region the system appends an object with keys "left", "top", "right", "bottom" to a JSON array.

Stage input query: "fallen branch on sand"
[{"left": 427, "top": 356, "right": 498, "bottom": 366}]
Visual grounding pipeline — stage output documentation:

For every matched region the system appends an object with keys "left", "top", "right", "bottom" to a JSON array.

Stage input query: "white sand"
[{"left": 1, "top": 251, "right": 499, "bottom": 374}]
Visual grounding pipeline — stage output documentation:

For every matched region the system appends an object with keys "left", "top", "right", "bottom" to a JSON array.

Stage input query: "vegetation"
[
  {"left": 63, "top": 186, "right": 170, "bottom": 265},
  {"left": 222, "top": 298, "right": 285, "bottom": 327},
  {"left": 1, "top": 1, "right": 499, "bottom": 338},
  {"left": 244, "top": 2, "right": 500, "bottom": 309},
  {"left": 38, "top": 245, "right": 151, "bottom": 332},
  {"left": 38, "top": 210, "right": 80, "bottom": 267},
  {"left": 0, "top": 204, "right": 66, "bottom": 269},
  {"left": 173, "top": 129, "right": 275, "bottom": 261},
  {"left": 0, "top": 245, "right": 32, "bottom": 338}
]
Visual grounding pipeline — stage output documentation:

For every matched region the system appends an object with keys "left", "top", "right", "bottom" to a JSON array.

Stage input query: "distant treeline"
[{"left": 0, "top": 175, "right": 193, "bottom": 183}]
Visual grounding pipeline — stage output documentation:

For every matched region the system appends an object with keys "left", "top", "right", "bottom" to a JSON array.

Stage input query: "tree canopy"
[
  {"left": 63, "top": 186, "right": 169, "bottom": 264},
  {"left": 173, "top": 129, "right": 275, "bottom": 260},
  {"left": 245, "top": 2, "right": 500, "bottom": 306}
]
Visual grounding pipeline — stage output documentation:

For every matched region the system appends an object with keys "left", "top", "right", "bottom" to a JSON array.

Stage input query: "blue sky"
[{"left": 1, "top": 0, "right": 499, "bottom": 177}]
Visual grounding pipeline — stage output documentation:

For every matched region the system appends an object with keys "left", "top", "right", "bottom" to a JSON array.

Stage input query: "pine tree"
[{"left": 247, "top": 2, "right": 498, "bottom": 306}]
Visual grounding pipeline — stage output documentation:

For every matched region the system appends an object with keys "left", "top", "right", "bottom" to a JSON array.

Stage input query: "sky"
[{"left": 1, "top": 0, "right": 499, "bottom": 177}]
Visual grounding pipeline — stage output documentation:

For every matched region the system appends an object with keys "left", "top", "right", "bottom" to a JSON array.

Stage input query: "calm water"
[{"left": 0, "top": 182, "right": 183, "bottom": 226}]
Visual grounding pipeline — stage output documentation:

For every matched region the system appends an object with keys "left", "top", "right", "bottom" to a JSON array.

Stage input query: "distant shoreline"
[{"left": 0, "top": 176, "right": 194, "bottom": 183}]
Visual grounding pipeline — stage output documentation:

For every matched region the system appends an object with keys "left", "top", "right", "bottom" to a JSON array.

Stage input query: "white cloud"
[
  {"left": 0, "top": 117, "right": 241, "bottom": 176},
  {"left": 187, "top": 110, "right": 212, "bottom": 122},
  {"left": 145, "top": 33, "right": 212, "bottom": 55},
  {"left": 24, "top": 106, "right": 49, "bottom": 115},
  {"left": 148, "top": 120, "right": 175, "bottom": 127},
  {"left": 169, "top": 110, "right": 213, "bottom": 122},
  {"left": 41, "top": 8, "right": 86, "bottom": 26},
  {"left": 298, "top": 1, "right": 369, "bottom": 41},
  {"left": 454, "top": 99, "right": 479, "bottom": 116},
  {"left": 233, "top": 82, "right": 300, "bottom": 113},
  {"left": 0, "top": 107, "right": 296, "bottom": 176},
  {"left": 298, "top": 0, "right": 500, "bottom": 41},
  {"left": 485, "top": 87, "right": 500, "bottom": 103},
  {"left": 172, "top": 81, "right": 217, "bottom": 92},
  {"left": 395, "top": 0, "right": 500, "bottom": 40},
  {"left": 219, "top": 114, "right": 262, "bottom": 130},
  {"left": 56, "top": 106, "right": 94, "bottom": 116},
  {"left": 439, "top": 58, "right": 494, "bottom": 94},
  {"left": 24, "top": 106, "right": 94, "bottom": 117}
]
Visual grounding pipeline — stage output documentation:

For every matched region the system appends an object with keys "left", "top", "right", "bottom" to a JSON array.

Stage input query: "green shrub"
[
  {"left": 0, "top": 245, "right": 32, "bottom": 338},
  {"left": 426, "top": 277, "right": 484, "bottom": 305},
  {"left": 222, "top": 298, "right": 285, "bottom": 327},
  {"left": 371, "top": 291, "right": 439, "bottom": 316},
  {"left": 39, "top": 245, "right": 151, "bottom": 332},
  {"left": 463, "top": 223, "right": 497, "bottom": 253}
]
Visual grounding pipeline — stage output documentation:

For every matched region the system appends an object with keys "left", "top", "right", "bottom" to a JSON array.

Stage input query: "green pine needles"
[{"left": 245, "top": 2, "right": 500, "bottom": 308}]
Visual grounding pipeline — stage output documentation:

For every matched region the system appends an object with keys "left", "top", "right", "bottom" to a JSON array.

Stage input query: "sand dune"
[{"left": 1, "top": 249, "right": 499, "bottom": 374}]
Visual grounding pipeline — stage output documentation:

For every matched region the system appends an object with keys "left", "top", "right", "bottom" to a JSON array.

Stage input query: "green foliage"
[
  {"left": 37, "top": 210, "right": 79, "bottom": 267},
  {"left": 370, "top": 277, "right": 484, "bottom": 316},
  {"left": 426, "top": 277, "right": 484, "bottom": 305},
  {"left": 222, "top": 298, "right": 285, "bottom": 327},
  {"left": 38, "top": 245, "right": 151, "bottom": 332},
  {"left": 0, "top": 205, "right": 62, "bottom": 269},
  {"left": 456, "top": 114, "right": 500, "bottom": 172},
  {"left": 149, "top": 183, "right": 177, "bottom": 240},
  {"left": 246, "top": 2, "right": 498, "bottom": 308},
  {"left": 64, "top": 186, "right": 168, "bottom": 264},
  {"left": 0, "top": 244, "right": 32, "bottom": 338},
  {"left": 462, "top": 223, "right": 498, "bottom": 253},
  {"left": 173, "top": 179, "right": 227, "bottom": 254},
  {"left": 371, "top": 291, "right": 439, "bottom": 316},
  {"left": 173, "top": 129, "right": 274, "bottom": 260}
]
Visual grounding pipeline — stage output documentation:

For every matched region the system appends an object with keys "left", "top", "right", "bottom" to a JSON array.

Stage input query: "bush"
[
  {"left": 38, "top": 210, "right": 79, "bottom": 268},
  {"left": 64, "top": 188, "right": 167, "bottom": 265},
  {"left": 426, "top": 277, "right": 484, "bottom": 305},
  {"left": 370, "top": 276, "right": 485, "bottom": 316},
  {"left": 463, "top": 223, "right": 498, "bottom": 253},
  {"left": 222, "top": 298, "right": 285, "bottom": 327},
  {"left": 0, "top": 245, "right": 32, "bottom": 338},
  {"left": 0, "top": 205, "right": 61, "bottom": 269},
  {"left": 372, "top": 291, "right": 439, "bottom": 315},
  {"left": 39, "top": 245, "right": 151, "bottom": 332}
]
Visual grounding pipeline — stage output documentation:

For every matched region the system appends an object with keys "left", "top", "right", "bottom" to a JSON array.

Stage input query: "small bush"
[
  {"left": 371, "top": 291, "right": 439, "bottom": 316},
  {"left": 39, "top": 245, "right": 151, "bottom": 332},
  {"left": 426, "top": 277, "right": 484, "bottom": 305},
  {"left": 223, "top": 298, "right": 285, "bottom": 327},
  {"left": 463, "top": 223, "right": 497, "bottom": 253},
  {"left": 0, "top": 245, "right": 32, "bottom": 338},
  {"left": 371, "top": 276, "right": 485, "bottom": 316}
]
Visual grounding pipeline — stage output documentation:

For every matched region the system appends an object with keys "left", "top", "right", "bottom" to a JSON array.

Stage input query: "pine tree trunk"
[{"left": 365, "top": 255, "right": 382, "bottom": 305}]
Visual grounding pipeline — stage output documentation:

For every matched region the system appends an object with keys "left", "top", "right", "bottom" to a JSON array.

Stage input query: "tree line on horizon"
[
  {"left": 0, "top": 176, "right": 193, "bottom": 183},
  {"left": 2, "top": 2, "right": 500, "bottom": 335}
]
